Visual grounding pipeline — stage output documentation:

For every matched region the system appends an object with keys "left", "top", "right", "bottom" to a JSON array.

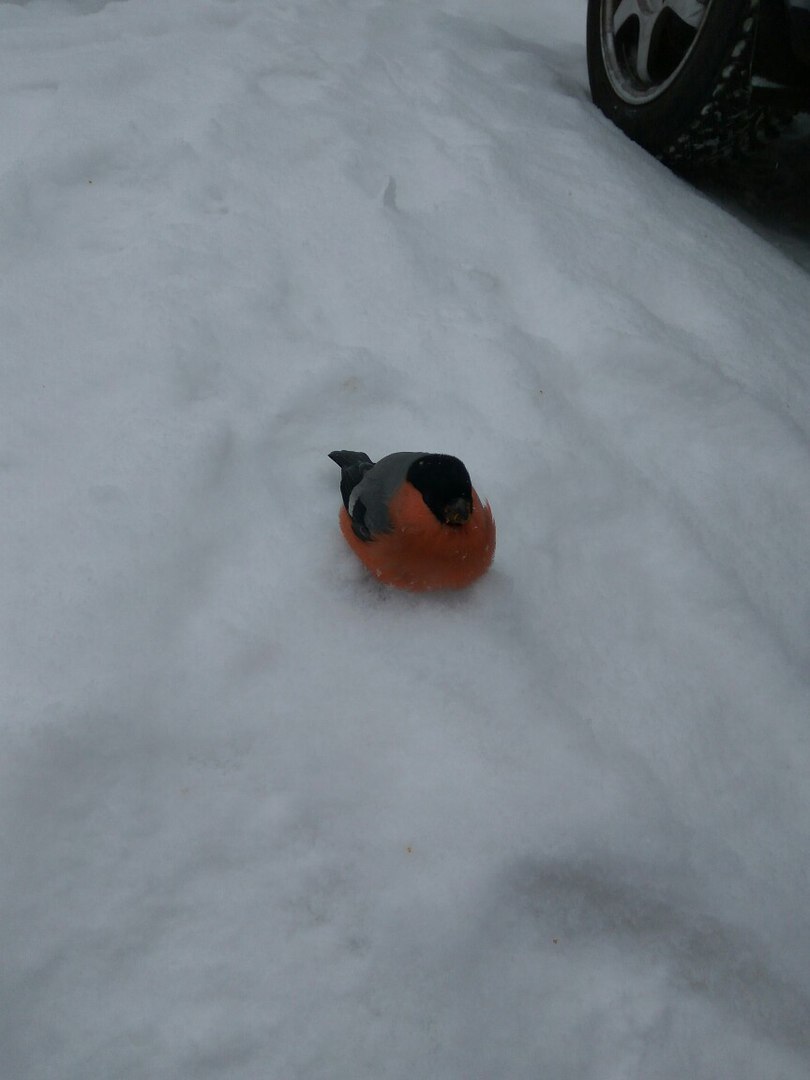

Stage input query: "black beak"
[{"left": 443, "top": 497, "right": 471, "bottom": 525}]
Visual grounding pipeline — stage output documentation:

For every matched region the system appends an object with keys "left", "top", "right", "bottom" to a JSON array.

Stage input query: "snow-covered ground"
[{"left": 2, "top": 1, "right": 809, "bottom": 1077}]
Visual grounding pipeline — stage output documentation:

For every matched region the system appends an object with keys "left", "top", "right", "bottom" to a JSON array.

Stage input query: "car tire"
[{"left": 586, "top": 0, "right": 784, "bottom": 168}]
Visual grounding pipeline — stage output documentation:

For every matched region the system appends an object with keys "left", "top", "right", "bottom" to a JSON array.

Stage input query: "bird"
[{"left": 328, "top": 450, "right": 495, "bottom": 591}]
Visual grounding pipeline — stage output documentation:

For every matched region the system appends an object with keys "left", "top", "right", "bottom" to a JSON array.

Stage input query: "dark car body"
[
  {"left": 786, "top": 0, "right": 810, "bottom": 64},
  {"left": 753, "top": 0, "right": 810, "bottom": 100}
]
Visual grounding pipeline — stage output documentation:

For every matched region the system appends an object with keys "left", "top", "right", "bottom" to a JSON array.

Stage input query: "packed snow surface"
[{"left": 2, "top": 1, "right": 809, "bottom": 1077}]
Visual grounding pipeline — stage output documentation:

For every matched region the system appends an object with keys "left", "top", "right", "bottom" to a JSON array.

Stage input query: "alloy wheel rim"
[{"left": 601, "top": 0, "right": 713, "bottom": 104}]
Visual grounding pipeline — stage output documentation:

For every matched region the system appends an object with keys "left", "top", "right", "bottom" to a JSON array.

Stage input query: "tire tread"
[{"left": 661, "top": 0, "right": 792, "bottom": 168}]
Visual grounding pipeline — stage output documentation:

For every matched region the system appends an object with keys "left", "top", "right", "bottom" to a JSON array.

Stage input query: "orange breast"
[{"left": 339, "top": 484, "right": 495, "bottom": 591}]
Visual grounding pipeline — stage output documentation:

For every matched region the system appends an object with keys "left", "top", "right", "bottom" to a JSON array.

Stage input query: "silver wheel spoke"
[
  {"left": 664, "top": 0, "right": 707, "bottom": 30},
  {"left": 613, "top": 0, "right": 642, "bottom": 34},
  {"left": 635, "top": 10, "right": 657, "bottom": 83}
]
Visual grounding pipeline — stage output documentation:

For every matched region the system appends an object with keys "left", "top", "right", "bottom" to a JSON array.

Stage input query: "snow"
[{"left": 1, "top": 0, "right": 809, "bottom": 1076}]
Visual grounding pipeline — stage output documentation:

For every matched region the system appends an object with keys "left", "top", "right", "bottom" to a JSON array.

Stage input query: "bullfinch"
[{"left": 328, "top": 450, "right": 495, "bottom": 591}]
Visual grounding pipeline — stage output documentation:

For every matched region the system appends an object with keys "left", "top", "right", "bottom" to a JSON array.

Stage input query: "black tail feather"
[
  {"left": 328, "top": 450, "right": 374, "bottom": 510},
  {"left": 328, "top": 450, "right": 372, "bottom": 469}
]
